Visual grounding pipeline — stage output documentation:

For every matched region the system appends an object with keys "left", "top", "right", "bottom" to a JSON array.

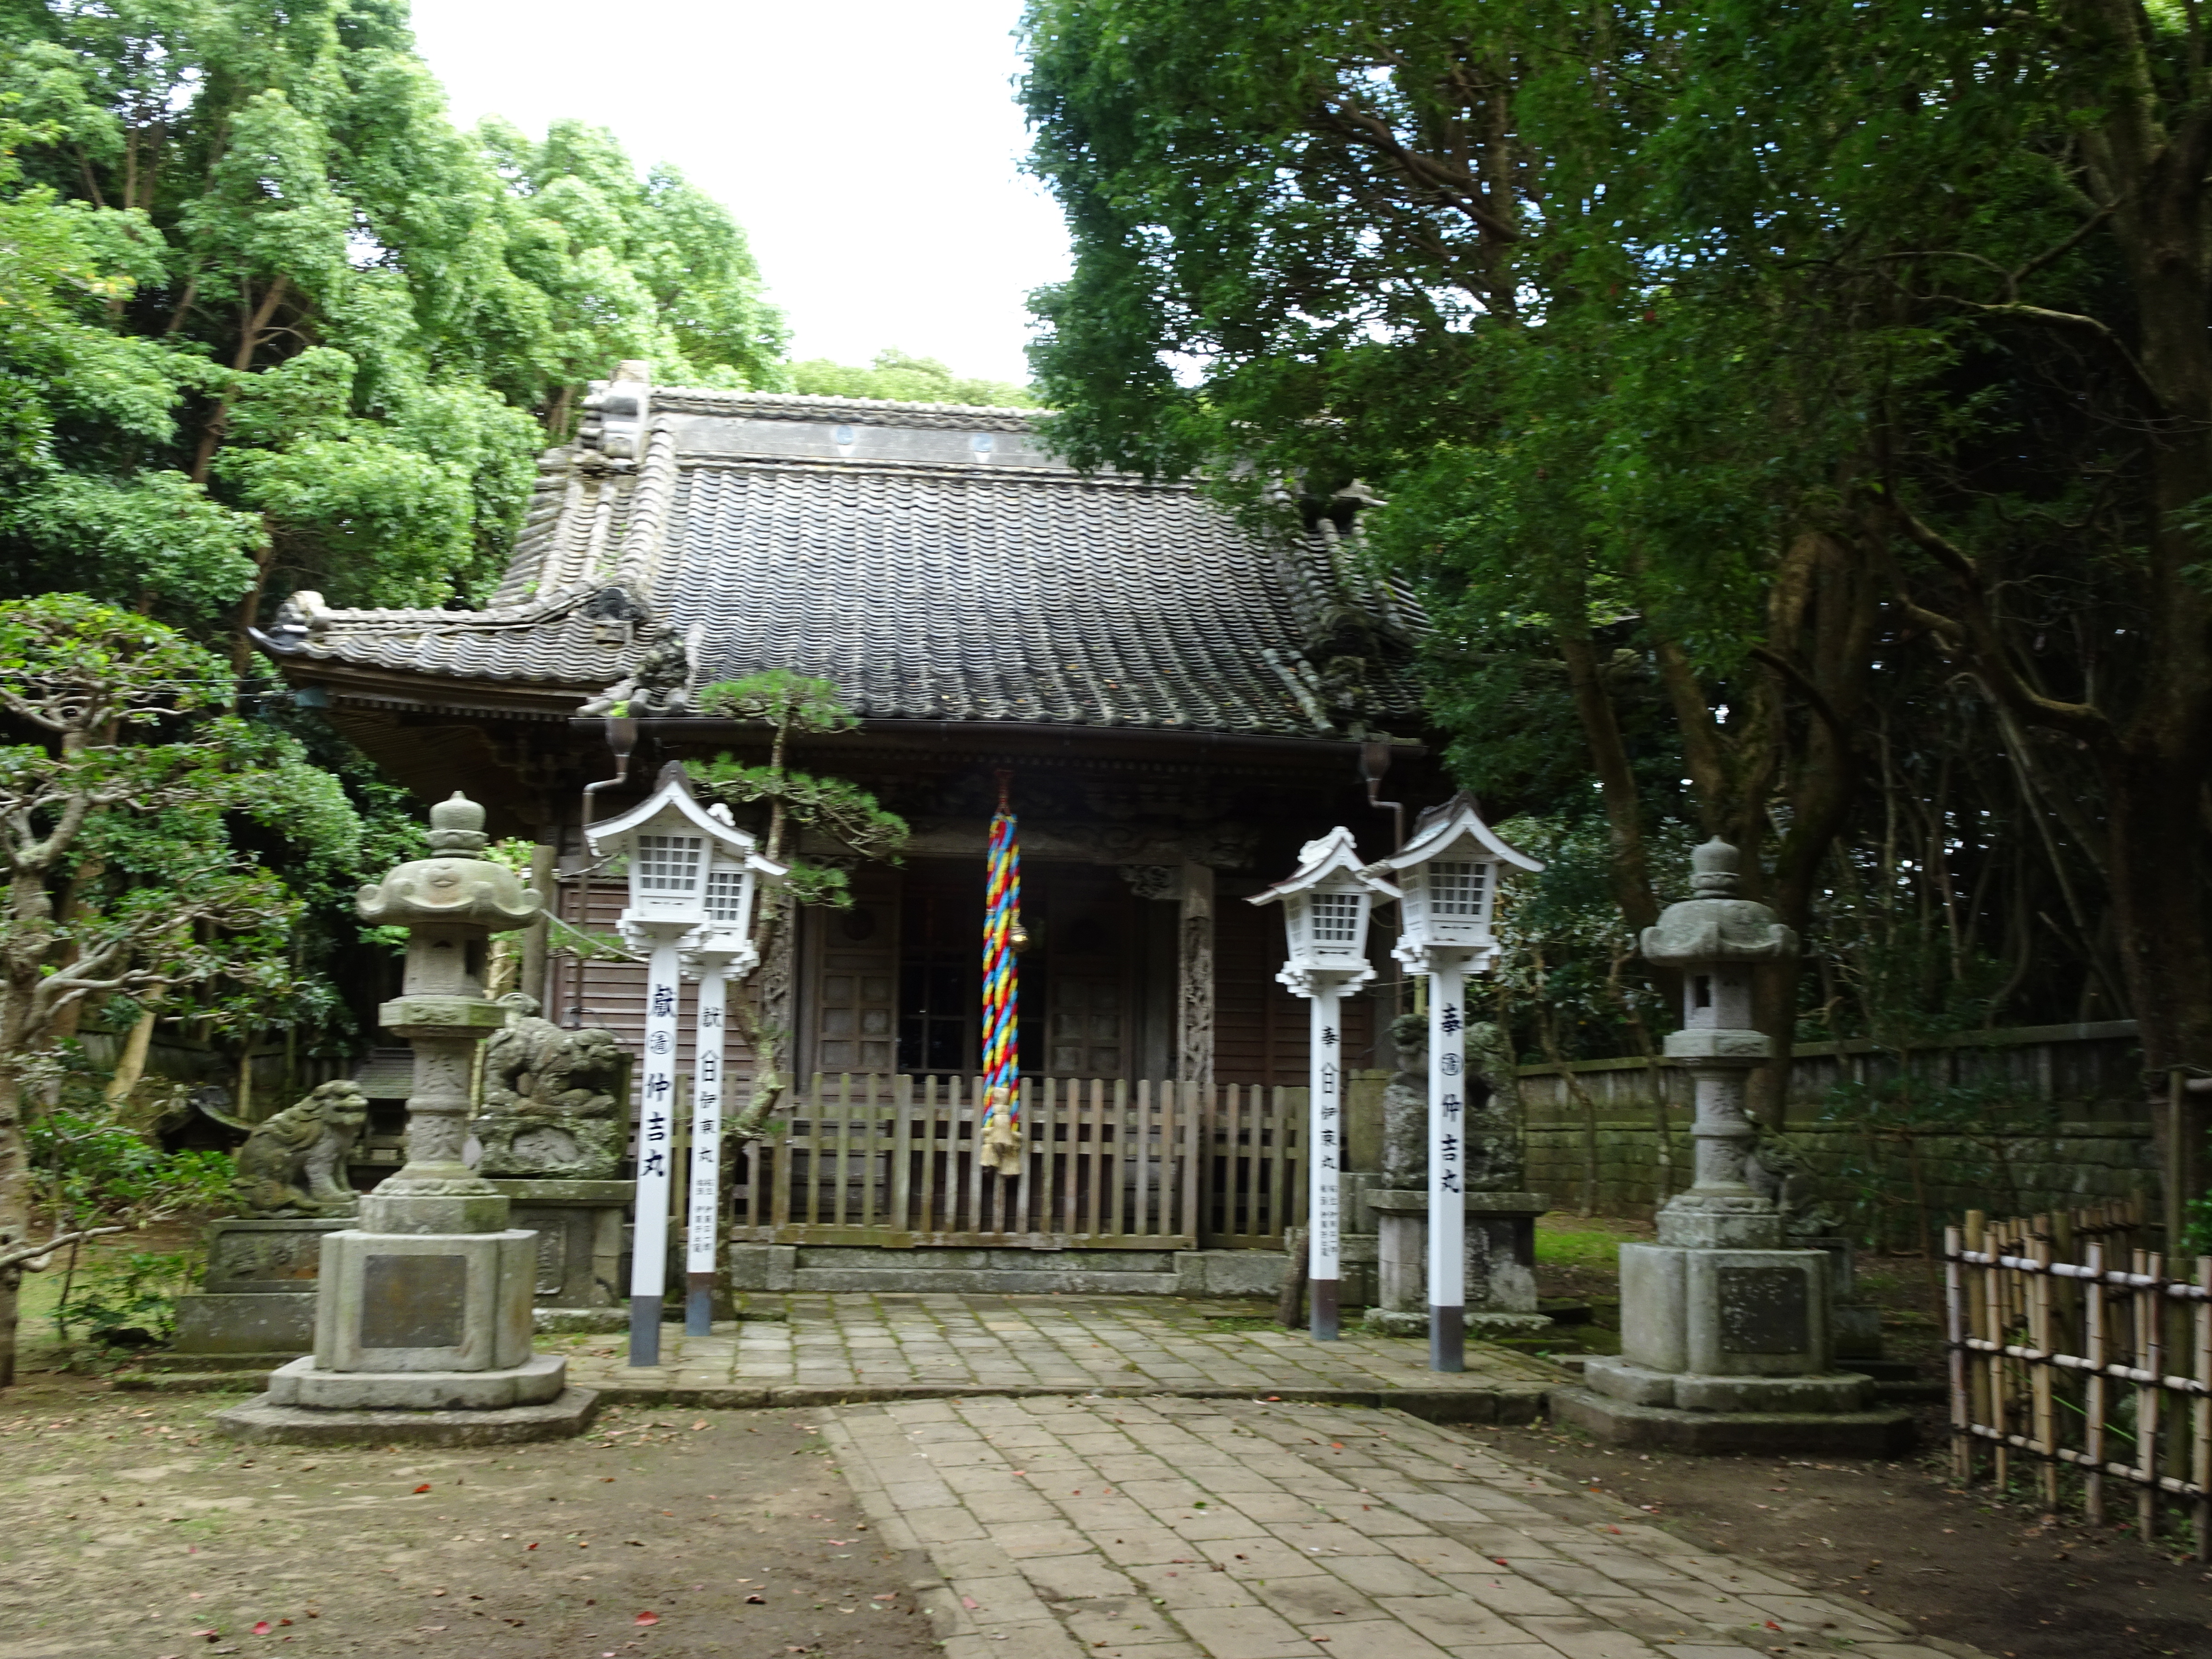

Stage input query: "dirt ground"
[
  {"left": 0, "top": 1378, "right": 940, "bottom": 1659},
  {"left": 1486, "top": 1416, "right": 2212, "bottom": 1659},
  {"left": 1527, "top": 1213, "right": 2212, "bottom": 1659}
]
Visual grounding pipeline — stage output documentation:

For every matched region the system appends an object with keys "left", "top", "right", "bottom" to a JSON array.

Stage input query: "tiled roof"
[{"left": 258, "top": 385, "right": 1426, "bottom": 739}]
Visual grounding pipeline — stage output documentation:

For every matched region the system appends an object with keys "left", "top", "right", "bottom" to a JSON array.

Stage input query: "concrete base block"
[
  {"left": 264, "top": 1353, "right": 567, "bottom": 1411},
  {"left": 173, "top": 1292, "right": 315, "bottom": 1356},
  {"left": 1550, "top": 1384, "right": 1915, "bottom": 1456},
  {"left": 213, "top": 1386, "right": 600, "bottom": 1447}
]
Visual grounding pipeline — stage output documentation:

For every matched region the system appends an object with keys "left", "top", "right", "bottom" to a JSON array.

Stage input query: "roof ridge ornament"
[{"left": 579, "top": 361, "right": 652, "bottom": 460}]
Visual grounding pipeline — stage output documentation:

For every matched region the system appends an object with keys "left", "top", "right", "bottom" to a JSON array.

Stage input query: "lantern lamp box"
[
  {"left": 584, "top": 762, "right": 787, "bottom": 951},
  {"left": 1376, "top": 793, "right": 1542, "bottom": 970},
  {"left": 1249, "top": 825, "right": 1400, "bottom": 987}
]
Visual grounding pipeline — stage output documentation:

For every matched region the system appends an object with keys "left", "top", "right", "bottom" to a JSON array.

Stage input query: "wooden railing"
[
  {"left": 727, "top": 1075, "right": 1306, "bottom": 1250},
  {"left": 1946, "top": 1202, "right": 2212, "bottom": 1559}
]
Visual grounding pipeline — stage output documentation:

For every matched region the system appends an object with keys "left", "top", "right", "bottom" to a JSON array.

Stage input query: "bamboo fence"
[{"left": 1945, "top": 1200, "right": 2212, "bottom": 1558}]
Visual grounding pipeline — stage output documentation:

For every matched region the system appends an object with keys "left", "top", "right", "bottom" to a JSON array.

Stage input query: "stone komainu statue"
[
  {"left": 229, "top": 1081, "right": 369, "bottom": 1217},
  {"left": 470, "top": 994, "right": 628, "bottom": 1178}
]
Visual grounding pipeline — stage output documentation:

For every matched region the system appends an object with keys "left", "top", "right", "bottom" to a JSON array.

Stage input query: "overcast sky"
[{"left": 408, "top": 0, "right": 1070, "bottom": 386}]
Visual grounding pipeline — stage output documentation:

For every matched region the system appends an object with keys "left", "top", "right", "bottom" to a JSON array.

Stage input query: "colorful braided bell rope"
[{"left": 979, "top": 775, "right": 1022, "bottom": 1176}]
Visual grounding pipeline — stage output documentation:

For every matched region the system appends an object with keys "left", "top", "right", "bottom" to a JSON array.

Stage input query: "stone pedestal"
[
  {"left": 1359, "top": 1189, "right": 1551, "bottom": 1339},
  {"left": 171, "top": 1218, "right": 345, "bottom": 1362},
  {"left": 489, "top": 1178, "right": 629, "bottom": 1325},
  {"left": 215, "top": 792, "right": 595, "bottom": 1446}
]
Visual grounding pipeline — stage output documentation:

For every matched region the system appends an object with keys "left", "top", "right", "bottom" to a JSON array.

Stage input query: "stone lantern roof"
[{"left": 1639, "top": 840, "right": 1798, "bottom": 968}]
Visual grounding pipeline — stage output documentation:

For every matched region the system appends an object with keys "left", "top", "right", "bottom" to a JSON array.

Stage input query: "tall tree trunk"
[{"left": 1554, "top": 631, "right": 1660, "bottom": 932}]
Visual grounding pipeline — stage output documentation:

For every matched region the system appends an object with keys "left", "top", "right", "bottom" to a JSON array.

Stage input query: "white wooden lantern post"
[
  {"left": 586, "top": 762, "right": 778, "bottom": 1366},
  {"left": 679, "top": 825, "right": 784, "bottom": 1336},
  {"left": 1251, "top": 829, "right": 1397, "bottom": 1341},
  {"left": 1377, "top": 795, "right": 1541, "bottom": 1373}
]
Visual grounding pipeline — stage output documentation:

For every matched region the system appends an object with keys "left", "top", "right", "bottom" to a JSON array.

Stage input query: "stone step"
[
  {"left": 114, "top": 1372, "right": 264, "bottom": 1394},
  {"left": 789, "top": 1267, "right": 1181, "bottom": 1294}
]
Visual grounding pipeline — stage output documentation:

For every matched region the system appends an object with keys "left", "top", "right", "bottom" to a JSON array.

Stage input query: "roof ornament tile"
[
  {"left": 575, "top": 623, "right": 694, "bottom": 718},
  {"left": 578, "top": 360, "right": 651, "bottom": 463},
  {"left": 264, "top": 589, "right": 332, "bottom": 647}
]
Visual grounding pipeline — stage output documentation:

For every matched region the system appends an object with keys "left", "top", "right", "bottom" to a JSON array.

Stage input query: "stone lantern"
[
  {"left": 1555, "top": 840, "right": 1908, "bottom": 1453},
  {"left": 1374, "top": 795, "right": 1543, "bottom": 1372},
  {"left": 219, "top": 792, "right": 594, "bottom": 1443},
  {"left": 1251, "top": 828, "right": 1397, "bottom": 1340},
  {"left": 586, "top": 763, "right": 775, "bottom": 1364}
]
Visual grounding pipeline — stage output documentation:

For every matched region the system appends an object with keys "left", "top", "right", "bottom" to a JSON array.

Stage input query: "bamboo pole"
[
  {"left": 2031, "top": 1232, "right": 2058, "bottom": 1508},
  {"left": 2084, "top": 1241, "right": 2107, "bottom": 1525}
]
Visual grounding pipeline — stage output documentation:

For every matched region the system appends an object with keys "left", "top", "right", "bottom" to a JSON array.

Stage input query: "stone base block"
[
  {"left": 534, "top": 1306, "right": 628, "bottom": 1334},
  {"left": 213, "top": 1386, "right": 599, "bottom": 1447},
  {"left": 314, "top": 1228, "right": 536, "bottom": 1373},
  {"left": 729, "top": 1241, "right": 1294, "bottom": 1298},
  {"left": 1834, "top": 1303, "right": 1884, "bottom": 1359},
  {"left": 173, "top": 1292, "right": 315, "bottom": 1356},
  {"left": 203, "top": 1218, "right": 350, "bottom": 1294},
  {"left": 264, "top": 1352, "right": 567, "bottom": 1411},
  {"left": 1466, "top": 1312, "right": 1553, "bottom": 1337},
  {"left": 1175, "top": 1250, "right": 1286, "bottom": 1297},
  {"left": 727, "top": 1242, "right": 797, "bottom": 1291},
  {"left": 1550, "top": 1385, "right": 1916, "bottom": 1456},
  {"left": 1361, "top": 1308, "right": 1428, "bottom": 1337},
  {"left": 1584, "top": 1356, "right": 1867, "bottom": 1413}
]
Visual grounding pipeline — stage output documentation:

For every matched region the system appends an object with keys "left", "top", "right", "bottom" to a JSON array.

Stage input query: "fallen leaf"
[
  {"left": 252, "top": 1623, "right": 272, "bottom": 1636},
  {"left": 690, "top": 1420, "right": 706, "bottom": 1430},
  {"left": 634, "top": 1611, "right": 660, "bottom": 1626},
  {"left": 412, "top": 1483, "right": 431, "bottom": 1494},
  {"left": 745, "top": 1594, "right": 765, "bottom": 1605},
  {"left": 961, "top": 1596, "right": 980, "bottom": 1610}
]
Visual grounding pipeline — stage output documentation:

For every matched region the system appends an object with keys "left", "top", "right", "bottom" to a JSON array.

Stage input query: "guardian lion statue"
[
  {"left": 228, "top": 1080, "right": 368, "bottom": 1217},
  {"left": 471, "top": 994, "right": 628, "bottom": 1178}
]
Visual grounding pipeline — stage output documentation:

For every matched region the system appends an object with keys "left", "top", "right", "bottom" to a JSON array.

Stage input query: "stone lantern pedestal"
[
  {"left": 1551, "top": 842, "right": 1910, "bottom": 1454},
  {"left": 217, "top": 795, "right": 598, "bottom": 1446}
]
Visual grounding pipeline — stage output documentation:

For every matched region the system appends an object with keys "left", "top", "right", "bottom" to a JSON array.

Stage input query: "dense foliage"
[
  {"left": 1020, "top": 0, "right": 2212, "bottom": 1111},
  {"left": 789, "top": 348, "right": 1037, "bottom": 408},
  {"left": 0, "top": 594, "right": 371, "bottom": 1382},
  {"left": 0, "top": 0, "right": 786, "bottom": 663}
]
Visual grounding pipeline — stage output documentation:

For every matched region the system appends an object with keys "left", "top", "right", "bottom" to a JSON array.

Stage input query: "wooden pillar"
[{"left": 1177, "top": 862, "right": 1214, "bottom": 1088}]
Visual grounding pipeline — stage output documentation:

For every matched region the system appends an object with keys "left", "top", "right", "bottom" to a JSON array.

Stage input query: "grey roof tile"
[{"left": 264, "top": 389, "right": 1425, "bottom": 737}]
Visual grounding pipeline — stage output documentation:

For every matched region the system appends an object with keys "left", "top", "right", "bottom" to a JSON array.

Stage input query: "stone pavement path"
[
  {"left": 821, "top": 1393, "right": 1985, "bottom": 1659},
  {"left": 560, "top": 1293, "right": 1559, "bottom": 1411}
]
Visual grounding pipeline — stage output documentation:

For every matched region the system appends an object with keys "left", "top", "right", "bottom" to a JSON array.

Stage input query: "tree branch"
[{"left": 0, "top": 1227, "right": 125, "bottom": 1273}]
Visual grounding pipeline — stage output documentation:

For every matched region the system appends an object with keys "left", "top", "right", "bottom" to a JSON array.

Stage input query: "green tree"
[
  {"left": 694, "top": 671, "right": 907, "bottom": 1132},
  {"left": 0, "top": 594, "right": 364, "bottom": 1387},
  {"left": 789, "top": 348, "right": 1035, "bottom": 408},
  {"left": 0, "top": 0, "right": 787, "bottom": 662},
  {"left": 1019, "top": 0, "right": 2212, "bottom": 1111}
]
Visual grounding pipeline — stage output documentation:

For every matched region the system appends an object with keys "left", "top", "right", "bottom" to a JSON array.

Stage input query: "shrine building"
[{"left": 256, "top": 366, "right": 1443, "bottom": 1274}]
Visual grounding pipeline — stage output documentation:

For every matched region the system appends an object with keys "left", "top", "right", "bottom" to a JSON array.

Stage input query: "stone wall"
[{"left": 1516, "top": 1021, "right": 2157, "bottom": 1243}]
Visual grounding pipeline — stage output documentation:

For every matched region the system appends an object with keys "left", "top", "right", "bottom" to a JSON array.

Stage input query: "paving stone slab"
[{"left": 821, "top": 1390, "right": 1990, "bottom": 1659}]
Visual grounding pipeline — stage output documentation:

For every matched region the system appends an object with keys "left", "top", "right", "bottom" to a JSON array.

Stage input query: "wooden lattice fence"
[
  {"left": 1945, "top": 1202, "right": 2212, "bottom": 1557},
  {"left": 726, "top": 1075, "right": 1306, "bottom": 1250}
]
